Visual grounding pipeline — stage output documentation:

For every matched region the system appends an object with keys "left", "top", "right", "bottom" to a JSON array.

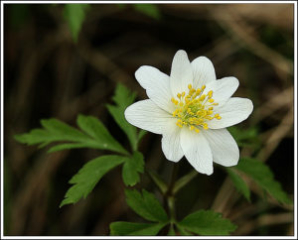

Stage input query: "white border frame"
[{"left": 1, "top": 1, "right": 297, "bottom": 239}]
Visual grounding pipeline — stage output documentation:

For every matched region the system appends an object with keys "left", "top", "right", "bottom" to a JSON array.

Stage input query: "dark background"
[{"left": 3, "top": 3, "right": 294, "bottom": 236}]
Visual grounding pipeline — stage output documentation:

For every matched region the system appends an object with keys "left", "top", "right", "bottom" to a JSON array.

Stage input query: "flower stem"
[
  {"left": 167, "top": 195, "right": 176, "bottom": 222},
  {"left": 173, "top": 169, "right": 198, "bottom": 194},
  {"left": 165, "top": 164, "right": 179, "bottom": 222}
]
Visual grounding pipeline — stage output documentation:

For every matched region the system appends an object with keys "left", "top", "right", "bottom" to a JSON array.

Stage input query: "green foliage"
[
  {"left": 76, "top": 115, "right": 128, "bottom": 154},
  {"left": 63, "top": 4, "right": 90, "bottom": 42},
  {"left": 227, "top": 168, "right": 251, "bottom": 201},
  {"left": 125, "top": 189, "right": 168, "bottom": 222},
  {"left": 228, "top": 126, "right": 260, "bottom": 148},
  {"left": 110, "top": 189, "right": 168, "bottom": 236},
  {"left": 14, "top": 115, "right": 128, "bottom": 155},
  {"left": 14, "top": 83, "right": 149, "bottom": 207},
  {"left": 176, "top": 224, "right": 193, "bottom": 236},
  {"left": 122, "top": 152, "right": 144, "bottom": 186},
  {"left": 107, "top": 83, "right": 146, "bottom": 151},
  {"left": 178, "top": 210, "right": 237, "bottom": 236},
  {"left": 133, "top": 4, "right": 161, "bottom": 20},
  {"left": 60, "top": 155, "right": 126, "bottom": 207},
  {"left": 235, "top": 158, "right": 292, "bottom": 204},
  {"left": 110, "top": 222, "right": 166, "bottom": 236}
]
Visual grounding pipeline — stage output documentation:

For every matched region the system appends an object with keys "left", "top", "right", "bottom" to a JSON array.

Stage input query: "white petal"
[
  {"left": 135, "top": 66, "right": 174, "bottom": 113},
  {"left": 180, "top": 127, "right": 213, "bottom": 175},
  {"left": 208, "top": 97, "right": 254, "bottom": 129},
  {"left": 201, "top": 128, "right": 239, "bottom": 167},
  {"left": 161, "top": 119, "right": 184, "bottom": 162},
  {"left": 204, "top": 77, "right": 239, "bottom": 107},
  {"left": 191, "top": 56, "right": 216, "bottom": 89},
  {"left": 170, "top": 50, "right": 193, "bottom": 97},
  {"left": 124, "top": 100, "right": 172, "bottom": 134}
]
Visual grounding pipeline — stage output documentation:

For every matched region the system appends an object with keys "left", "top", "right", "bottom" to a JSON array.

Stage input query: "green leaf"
[
  {"left": 125, "top": 189, "right": 168, "bottom": 222},
  {"left": 226, "top": 168, "right": 251, "bottom": 201},
  {"left": 110, "top": 222, "right": 166, "bottom": 236},
  {"left": 178, "top": 210, "right": 237, "bottom": 236},
  {"left": 63, "top": 4, "right": 90, "bottom": 42},
  {"left": 14, "top": 115, "right": 128, "bottom": 155},
  {"left": 48, "top": 143, "right": 95, "bottom": 153},
  {"left": 76, "top": 114, "right": 128, "bottom": 155},
  {"left": 176, "top": 224, "right": 193, "bottom": 236},
  {"left": 133, "top": 4, "right": 161, "bottom": 20},
  {"left": 122, "top": 151, "right": 144, "bottom": 186},
  {"left": 235, "top": 158, "right": 292, "bottom": 204},
  {"left": 60, "top": 155, "right": 125, "bottom": 207},
  {"left": 15, "top": 119, "right": 88, "bottom": 145},
  {"left": 228, "top": 126, "right": 260, "bottom": 148},
  {"left": 106, "top": 84, "right": 138, "bottom": 151}
]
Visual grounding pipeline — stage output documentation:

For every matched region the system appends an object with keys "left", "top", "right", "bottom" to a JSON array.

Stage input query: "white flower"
[{"left": 124, "top": 50, "right": 253, "bottom": 175}]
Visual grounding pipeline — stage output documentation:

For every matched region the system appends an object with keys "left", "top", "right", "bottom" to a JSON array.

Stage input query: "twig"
[
  {"left": 235, "top": 212, "right": 294, "bottom": 235},
  {"left": 210, "top": 177, "right": 238, "bottom": 216},
  {"left": 257, "top": 106, "right": 294, "bottom": 162},
  {"left": 252, "top": 86, "right": 293, "bottom": 124},
  {"left": 210, "top": 8, "right": 293, "bottom": 77}
]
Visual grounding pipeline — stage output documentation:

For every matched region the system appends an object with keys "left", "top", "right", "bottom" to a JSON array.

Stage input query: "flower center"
[{"left": 171, "top": 84, "right": 221, "bottom": 133}]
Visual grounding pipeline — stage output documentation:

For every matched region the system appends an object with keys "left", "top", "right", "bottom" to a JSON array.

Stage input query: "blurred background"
[{"left": 3, "top": 3, "right": 294, "bottom": 236}]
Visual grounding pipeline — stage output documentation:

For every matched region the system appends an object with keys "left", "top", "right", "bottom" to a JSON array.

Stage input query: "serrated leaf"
[
  {"left": 113, "top": 83, "right": 137, "bottom": 107},
  {"left": 133, "top": 4, "right": 161, "bottom": 20},
  {"left": 107, "top": 84, "right": 139, "bottom": 151},
  {"left": 122, "top": 151, "right": 144, "bottom": 186},
  {"left": 76, "top": 114, "right": 128, "bottom": 155},
  {"left": 60, "top": 155, "right": 125, "bottom": 207},
  {"left": 235, "top": 158, "right": 292, "bottom": 204},
  {"left": 15, "top": 115, "right": 128, "bottom": 155},
  {"left": 178, "top": 210, "right": 237, "bottom": 236},
  {"left": 48, "top": 143, "right": 94, "bottom": 153},
  {"left": 15, "top": 119, "right": 88, "bottom": 145},
  {"left": 63, "top": 4, "right": 90, "bottom": 42},
  {"left": 110, "top": 222, "right": 166, "bottom": 236},
  {"left": 125, "top": 189, "right": 168, "bottom": 222},
  {"left": 226, "top": 168, "right": 250, "bottom": 201}
]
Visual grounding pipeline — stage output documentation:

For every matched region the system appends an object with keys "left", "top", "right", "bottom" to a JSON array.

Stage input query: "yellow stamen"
[
  {"left": 171, "top": 84, "right": 221, "bottom": 133},
  {"left": 207, "top": 90, "right": 213, "bottom": 99}
]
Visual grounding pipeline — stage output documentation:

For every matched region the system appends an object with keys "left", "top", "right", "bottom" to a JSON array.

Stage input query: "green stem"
[
  {"left": 165, "top": 164, "right": 179, "bottom": 222},
  {"left": 173, "top": 169, "right": 198, "bottom": 194},
  {"left": 167, "top": 195, "right": 176, "bottom": 222},
  {"left": 167, "top": 163, "right": 179, "bottom": 195}
]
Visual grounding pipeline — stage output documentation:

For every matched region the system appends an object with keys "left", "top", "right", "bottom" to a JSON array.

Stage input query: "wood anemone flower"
[{"left": 125, "top": 50, "right": 253, "bottom": 175}]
